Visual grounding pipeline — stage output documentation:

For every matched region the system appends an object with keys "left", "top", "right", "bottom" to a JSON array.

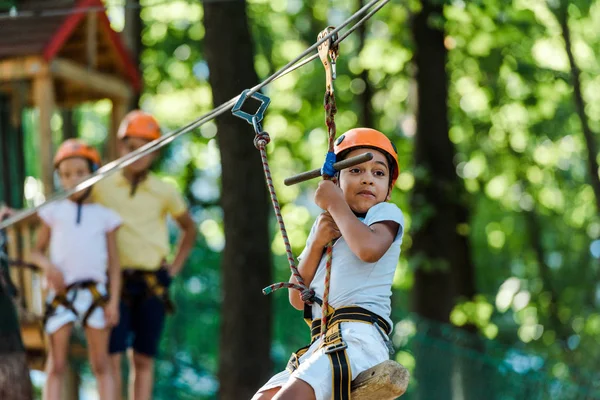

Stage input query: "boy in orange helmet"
[
  {"left": 32, "top": 139, "right": 121, "bottom": 400},
  {"left": 254, "top": 128, "right": 404, "bottom": 400},
  {"left": 92, "top": 110, "right": 197, "bottom": 399}
]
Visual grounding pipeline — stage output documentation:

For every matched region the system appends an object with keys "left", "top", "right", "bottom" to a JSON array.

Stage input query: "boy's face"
[
  {"left": 338, "top": 148, "right": 392, "bottom": 214},
  {"left": 57, "top": 157, "right": 92, "bottom": 201},
  {"left": 119, "top": 136, "right": 156, "bottom": 174}
]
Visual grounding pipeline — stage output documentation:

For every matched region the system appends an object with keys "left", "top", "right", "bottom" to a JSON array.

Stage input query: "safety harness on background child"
[
  {"left": 232, "top": 27, "right": 396, "bottom": 399},
  {"left": 120, "top": 267, "right": 175, "bottom": 314},
  {"left": 43, "top": 280, "right": 109, "bottom": 327}
]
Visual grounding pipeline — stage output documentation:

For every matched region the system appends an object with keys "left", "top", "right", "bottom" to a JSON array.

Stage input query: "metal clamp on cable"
[{"left": 232, "top": 89, "right": 271, "bottom": 134}]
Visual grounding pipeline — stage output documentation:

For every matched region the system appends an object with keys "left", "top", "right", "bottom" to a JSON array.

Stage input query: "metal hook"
[{"left": 318, "top": 26, "right": 339, "bottom": 96}]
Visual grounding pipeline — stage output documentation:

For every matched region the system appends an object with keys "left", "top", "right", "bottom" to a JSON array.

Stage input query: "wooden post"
[
  {"left": 33, "top": 74, "right": 55, "bottom": 196},
  {"left": 62, "top": 365, "right": 80, "bottom": 400},
  {"left": 86, "top": 11, "right": 98, "bottom": 70},
  {"left": 108, "top": 99, "right": 128, "bottom": 161}
]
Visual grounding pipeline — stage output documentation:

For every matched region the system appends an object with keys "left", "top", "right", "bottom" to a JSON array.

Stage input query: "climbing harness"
[
  {"left": 120, "top": 268, "right": 175, "bottom": 314},
  {"left": 0, "top": 0, "right": 391, "bottom": 231},
  {"left": 287, "top": 306, "right": 393, "bottom": 398},
  {"left": 43, "top": 280, "right": 109, "bottom": 328}
]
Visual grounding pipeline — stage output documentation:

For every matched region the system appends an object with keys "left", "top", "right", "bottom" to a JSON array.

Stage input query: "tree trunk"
[
  {"left": 558, "top": 6, "right": 600, "bottom": 213},
  {"left": 0, "top": 256, "right": 33, "bottom": 399},
  {"left": 410, "top": 2, "right": 476, "bottom": 399},
  {"left": 203, "top": 2, "right": 273, "bottom": 399},
  {"left": 123, "top": 0, "right": 142, "bottom": 109}
]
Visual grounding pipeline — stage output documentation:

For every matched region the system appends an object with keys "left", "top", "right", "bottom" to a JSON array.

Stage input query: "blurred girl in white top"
[{"left": 32, "top": 139, "right": 121, "bottom": 400}]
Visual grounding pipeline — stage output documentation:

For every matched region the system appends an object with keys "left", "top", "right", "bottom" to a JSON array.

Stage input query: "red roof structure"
[{"left": 0, "top": 0, "right": 141, "bottom": 90}]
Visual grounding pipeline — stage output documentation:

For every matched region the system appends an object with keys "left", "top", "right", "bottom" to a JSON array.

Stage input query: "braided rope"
[
  {"left": 254, "top": 132, "right": 318, "bottom": 304},
  {"left": 320, "top": 91, "right": 338, "bottom": 337}
]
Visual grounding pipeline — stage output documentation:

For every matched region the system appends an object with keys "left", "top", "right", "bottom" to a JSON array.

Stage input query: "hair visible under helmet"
[{"left": 333, "top": 128, "right": 400, "bottom": 187}]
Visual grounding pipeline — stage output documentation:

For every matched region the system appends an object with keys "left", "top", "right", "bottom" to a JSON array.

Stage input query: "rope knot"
[
  {"left": 301, "top": 288, "right": 316, "bottom": 304},
  {"left": 253, "top": 132, "right": 271, "bottom": 149}
]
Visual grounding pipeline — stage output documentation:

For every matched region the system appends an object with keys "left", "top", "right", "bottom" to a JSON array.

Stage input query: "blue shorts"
[{"left": 109, "top": 270, "right": 172, "bottom": 357}]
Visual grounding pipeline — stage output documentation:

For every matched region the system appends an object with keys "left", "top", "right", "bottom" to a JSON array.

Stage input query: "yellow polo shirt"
[{"left": 92, "top": 171, "right": 187, "bottom": 271}]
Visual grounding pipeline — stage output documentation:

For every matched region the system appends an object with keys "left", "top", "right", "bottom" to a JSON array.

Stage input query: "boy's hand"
[
  {"left": 46, "top": 266, "right": 65, "bottom": 292},
  {"left": 312, "top": 212, "right": 341, "bottom": 249},
  {"left": 314, "top": 180, "right": 344, "bottom": 211},
  {"left": 104, "top": 299, "right": 120, "bottom": 327},
  {"left": 0, "top": 206, "right": 13, "bottom": 220}
]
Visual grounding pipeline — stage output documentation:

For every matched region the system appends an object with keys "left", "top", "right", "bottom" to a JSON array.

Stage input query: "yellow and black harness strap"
[
  {"left": 288, "top": 307, "right": 390, "bottom": 400},
  {"left": 43, "top": 280, "right": 108, "bottom": 327},
  {"left": 310, "top": 306, "right": 391, "bottom": 340},
  {"left": 82, "top": 283, "right": 109, "bottom": 326},
  {"left": 122, "top": 269, "right": 175, "bottom": 314}
]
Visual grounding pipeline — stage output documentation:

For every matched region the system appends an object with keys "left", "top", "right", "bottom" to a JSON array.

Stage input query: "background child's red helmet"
[
  {"left": 334, "top": 128, "right": 400, "bottom": 186},
  {"left": 117, "top": 110, "right": 161, "bottom": 141},
  {"left": 54, "top": 139, "right": 101, "bottom": 171}
]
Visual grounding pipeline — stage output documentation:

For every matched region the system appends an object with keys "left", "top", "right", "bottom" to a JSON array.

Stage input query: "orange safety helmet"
[
  {"left": 54, "top": 139, "right": 101, "bottom": 171},
  {"left": 334, "top": 128, "right": 400, "bottom": 186},
  {"left": 117, "top": 110, "right": 161, "bottom": 141}
]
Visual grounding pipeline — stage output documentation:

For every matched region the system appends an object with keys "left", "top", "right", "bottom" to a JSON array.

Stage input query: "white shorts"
[
  {"left": 257, "top": 322, "right": 389, "bottom": 400},
  {"left": 45, "top": 283, "right": 107, "bottom": 334}
]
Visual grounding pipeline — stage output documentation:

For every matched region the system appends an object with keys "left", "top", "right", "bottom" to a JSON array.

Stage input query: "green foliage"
[{"left": 14, "top": 0, "right": 600, "bottom": 396}]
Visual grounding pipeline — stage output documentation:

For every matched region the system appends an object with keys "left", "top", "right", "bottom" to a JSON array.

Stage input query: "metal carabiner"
[{"left": 317, "top": 26, "right": 339, "bottom": 96}]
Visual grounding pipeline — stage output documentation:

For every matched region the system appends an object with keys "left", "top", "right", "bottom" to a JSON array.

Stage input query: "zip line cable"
[{"left": 0, "top": 0, "right": 391, "bottom": 230}]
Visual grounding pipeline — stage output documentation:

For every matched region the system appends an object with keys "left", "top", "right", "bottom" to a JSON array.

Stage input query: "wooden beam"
[
  {"left": 0, "top": 56, "right": 48, "bottom": 82},
  {"left": 33, "top": 74, "right": 56, "bottom": 196},
  {"left": 352, "top": 360, "right": 410, "bottom": 399},
  {"left": 50, "top": 58, "right": 132, "bottom": 100},
  {"left": 86, "top": 11, "right": 98, "bottom": 69},
  {"left": 108, "top": 99, "right": 128, "bottom": 161}
]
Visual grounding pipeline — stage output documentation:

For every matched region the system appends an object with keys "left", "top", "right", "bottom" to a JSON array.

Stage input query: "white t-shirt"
[
  {"left": 299, "top": 202, "right": 405, "bottom": 329},
  {"left": 38, "top": 200, "right": 122, "bottom": 285}
]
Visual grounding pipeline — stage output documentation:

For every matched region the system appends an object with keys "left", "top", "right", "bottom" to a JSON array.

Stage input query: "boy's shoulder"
[{"left": 364, "top": 202, "right": 404, "bottom": 226}]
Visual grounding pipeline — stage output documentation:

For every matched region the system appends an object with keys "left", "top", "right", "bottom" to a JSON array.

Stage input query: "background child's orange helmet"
[
  {"left": 334, "top": 128, "right": 400, "bottom": 186},
  {"left": 117, "top": 110, "right": 161, "bottom": 141},
  {"left": 54, "top": 139, "right": 101, "bottom": 171}
]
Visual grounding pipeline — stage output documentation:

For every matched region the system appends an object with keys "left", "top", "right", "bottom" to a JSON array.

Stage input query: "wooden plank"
[
  {"left": 21, "top": 224, "right": 33, "bottom": 315},
  {"left": 50, "top": 58, "right": 132, "bottom": 100},
  {"left": 108, "top": 98, "right": 128, "bottom": 161},
  {"left": 33, "top": 74, "right": 56, "bottom": 196},
  {"left": 86, "top": 11, "right": 98, "bottom": 69},
  {"left": 352, "top": 360, "right": 410, "bottom": 399},
  {"left": 0, "top": 56, "right": 48, "bottom": 82},
  {"left": 6, "top": 227, "right": 21, "bottom": 304}
]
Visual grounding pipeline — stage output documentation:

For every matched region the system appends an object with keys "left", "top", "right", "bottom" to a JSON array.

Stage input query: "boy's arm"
[
  {"left": 289, "top": 213, "right": 339, "bottom": 310},
  {"left": 289, "top": 241, "right": 324, "bottom": 310},
  {"left": 316, "top": 181, "right": 398, "bottom": 263},
  {"left": 168, "top": 211, "right": 197, "bottom": 276},
  {"left": 106, "top": 229, "right": 121, "bottom": 304}
]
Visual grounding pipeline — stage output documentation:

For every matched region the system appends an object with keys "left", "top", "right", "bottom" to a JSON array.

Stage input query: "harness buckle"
[{"left": 323, "top": 340, "right": 347, "bottom": 354}]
